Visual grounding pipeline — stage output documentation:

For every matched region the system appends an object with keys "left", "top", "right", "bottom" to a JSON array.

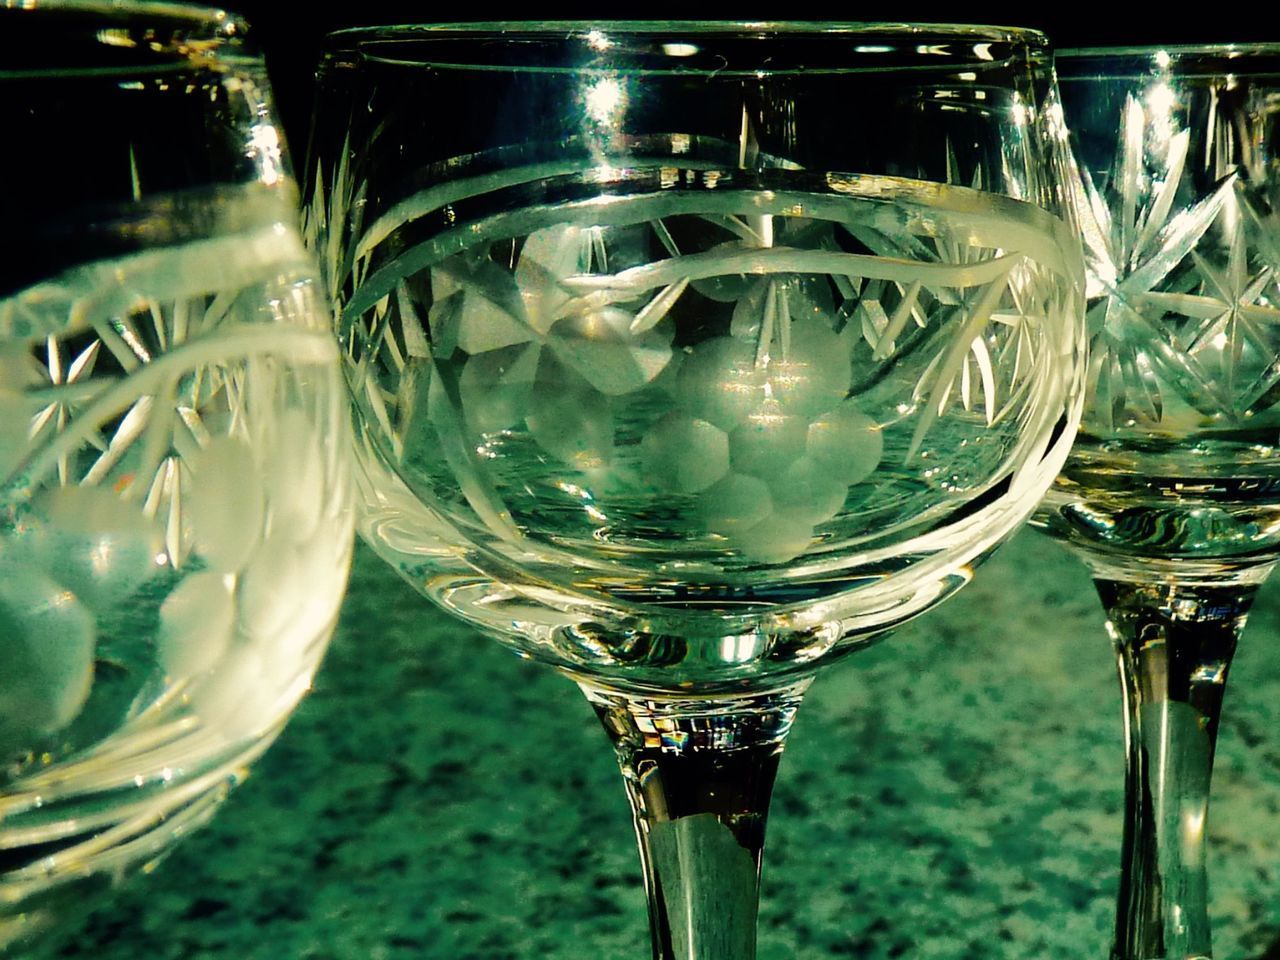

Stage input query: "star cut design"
[{"left": 1073, "top": 90, "right": 1280, "bottom": 431}]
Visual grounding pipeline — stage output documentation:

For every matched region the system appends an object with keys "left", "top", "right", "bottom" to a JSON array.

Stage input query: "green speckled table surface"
[{"left": 33, "top": 529, "right": 1280, "bottom": 960}]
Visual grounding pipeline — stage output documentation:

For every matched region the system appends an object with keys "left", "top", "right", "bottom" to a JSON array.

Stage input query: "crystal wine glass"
[
  {"left": 1034, "top": 46, "right": 1280, "bottom": 960},
  {"left": 305, "top": 22, "right": 1085, "bottom": 957},
  {"left": 0, "top": 2, "right": 352, "bottom": 952}
]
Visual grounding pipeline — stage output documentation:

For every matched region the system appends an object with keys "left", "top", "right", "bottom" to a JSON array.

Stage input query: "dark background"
[{"left": 226, "top": 5, "right": 1280, "bottom": 165}]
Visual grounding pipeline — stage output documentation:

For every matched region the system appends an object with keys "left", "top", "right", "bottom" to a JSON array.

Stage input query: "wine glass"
[
  {"left": 304, "top": 22, "right": 1084, "bottom": 957},
  {"left": 0, "top": 2, "right": 352, "bottom": 953},
  {"left": 1034, "top": 46, "right": 1280, "bottom": 960}
]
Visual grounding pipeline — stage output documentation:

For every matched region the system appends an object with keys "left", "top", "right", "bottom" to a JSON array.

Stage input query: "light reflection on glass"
[
  {"left": 1145, "top": 81, "right": 1178, "bottom": 153},
  {"left": 584, "top": 76, "right": 625, "bottom": 125},
  {"left": 247, "top": 122, "right": 282, "bottom": 186}
]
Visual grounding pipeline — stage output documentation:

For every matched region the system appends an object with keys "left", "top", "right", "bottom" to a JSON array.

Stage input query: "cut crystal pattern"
[
  {"left": 1071, "top": 92, "right": 1280, "bottom": 432},
  {"left": 0, "top": 222, "right": 342, "bottom": 773},
  {"left": 314, "top": 159, "right": 1075, "bottom": 565}
]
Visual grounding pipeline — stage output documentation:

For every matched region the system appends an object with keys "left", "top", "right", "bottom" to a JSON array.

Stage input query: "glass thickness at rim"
[
  {"left": 0, "top": 0, "right": 252, "bottom": 79},
  {"left": 3, "top": 0, "right": 244, "bottom": 31},
  {"left": 323, "top": 20, "right": 1051, "bottom": 77},
  {"left": 1058, "top": 44, "right": 1280, "bottom": 79}
]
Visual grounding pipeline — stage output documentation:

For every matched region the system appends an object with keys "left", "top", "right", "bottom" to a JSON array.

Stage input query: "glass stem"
[
  {"left": 579, "top": 678, "right": 811, "bottom": 960},
  {"left": 1096, "top": 576, "right": 1261, "bottom": 960}
]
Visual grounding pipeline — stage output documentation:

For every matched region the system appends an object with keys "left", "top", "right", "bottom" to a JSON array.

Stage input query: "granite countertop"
[{"left": 35, "top": 530, "right": 1280, "bottom": 960}]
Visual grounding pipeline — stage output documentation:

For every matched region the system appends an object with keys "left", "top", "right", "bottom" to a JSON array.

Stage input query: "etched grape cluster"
[
  {"left": 422, "top": 216, "right": 883, "bottom": 564},
  {"left": 0, "top": 235, "right": 346, "bottom": 770}
]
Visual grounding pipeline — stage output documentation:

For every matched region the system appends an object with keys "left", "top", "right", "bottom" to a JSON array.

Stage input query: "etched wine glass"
[
  {"left": 0, "top": 2, "right": 352, "bottom": 953},
  {"left": 305, "top": 22, "right": 1085, "bottom": 957},
  {"left": 1033, "top": 46, "right": 1280, "bottom": 960}
]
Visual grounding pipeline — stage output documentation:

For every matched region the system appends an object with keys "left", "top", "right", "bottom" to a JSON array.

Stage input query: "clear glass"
[
  {"left": 305, "top": 21, "right": 1085, "bottom": 958},
  {"left": 0, "top": 2, "right": 353, "bottom": 953},
  {"left": 1034, "top": 45, "right": 1280, "bottom": 960}
]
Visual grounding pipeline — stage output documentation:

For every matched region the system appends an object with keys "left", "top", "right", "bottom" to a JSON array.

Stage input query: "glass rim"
[
  {"left": 1057, "top": 44, "right": 1280, "bottom": 81},
  {"left": 0, "top": 0, "right": 252, "bottom": 80},
  {"left": 1060, "top": 42, "right": 1280, "bottom": 58},
  {"left": 326, "top": 20, "right": 1048, "bottom": 39},
  {"left": 322, "top": 21, "right": 1051, "bottom": 77},
  {"left": 2, "top": 0, "right": 247, "bottom": 35}
]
